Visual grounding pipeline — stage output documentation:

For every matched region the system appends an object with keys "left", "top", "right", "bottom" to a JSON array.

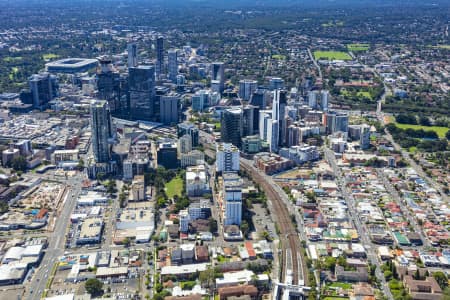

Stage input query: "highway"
[{"left": 324, "top": 148, "right": 393, "bottom": 300}]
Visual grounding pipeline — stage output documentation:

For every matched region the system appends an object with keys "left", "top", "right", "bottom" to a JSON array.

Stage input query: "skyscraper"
[
  {"left": 90, "top": 100, "right": 114, "bottom": 163},
  {"left": 211, "top": 62, "right": 225, "bottom": 93},
  {"left": 97, "top": 56, "right": 125, "bottom": 116},
  {"left": 272, "top": 89, "right": 287, "bottom": 146},
  {"left": 160, "top": 95, "right": 179, "bottom": 125},
  {"left": 127, "top": 43, "right": 138, "bottom": 68},
  {"left": 242, "top": 105, "right": 256, "bottom": 137},
  {"left": 221, "top": 107, "right": 243, "bottom": 148},
  {"left": 168, "top": 49, "right": 178, "bottom": 82},
  {"left": 27, "top": 72, "right": 58, "bottom": 110},
  {"left": 129, "top": 65, "right": 156, "bottom": 121},
  {"left": 156, "top": 37, "right": 164, "bottom": 76},
  {"left": 239, "top": 79, "right": 258, "bottom": 101}
]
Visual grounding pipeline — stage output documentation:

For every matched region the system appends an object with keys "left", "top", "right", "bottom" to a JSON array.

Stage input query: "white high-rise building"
[
  {"left": 259, "top": 110, "right": 272, "bottom": 141},
  {"left": 127, "top": 43, "right": 138, "bottom": 68},
  {"left": 179, "top": 210, "right": 190, "bottom": 233},
  {"left": 223, "top": 173, "right": 243, "bottom": 226},
  {"left": 186, "top": 165, "right": 209, "bottom": 197},
  {"left": 267, "top": 119, "right": 279, "bottom": 153},
  {"left": 216, "top": 143, "right": 240, "bottom": 172}
]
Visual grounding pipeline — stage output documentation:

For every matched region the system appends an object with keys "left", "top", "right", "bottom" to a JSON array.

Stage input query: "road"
[
  {"left": 27, "top": 173, "right": 84, "bottom": 300},
  {"left": 308, "top": 48, "right": 322, "bottom": 80},
  {"left": 324, "top": 148, "right": 394, "bottom": 300}
]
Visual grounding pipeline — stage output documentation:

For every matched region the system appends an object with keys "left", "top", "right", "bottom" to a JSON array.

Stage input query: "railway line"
[{"left": 240, "top": 160, "right": 306, "bottom": 285}]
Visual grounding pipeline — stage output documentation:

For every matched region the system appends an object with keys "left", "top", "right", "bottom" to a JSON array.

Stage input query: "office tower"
[
  {"left": 156, "top": 37, "right": 164, "bottom": 76},
  {"left": 250, "top": 89, "right": 267, "bottom": 109},
  {"left": 157, "top": 141, "right": 178, "bottom": 169},
  {"left": 259, "top": 110, "right": 272, "bottom": 141},
  {"left": 177, "top": 122, "right": 199, "bottom": 147},
  {"left": 127, "top": 43, "right": 138, "bottom": 68},
  {"left": 269, "top": 77, "right": 284, "bottom": 90},
  {"left": 221, "top": 107, "right": 243, "bottom": 148},
  {"left": 159, "top": 95, "right": 179, "bottom": 125},
  {"left": 97, "top": 56, "right": 124, "bottom": 115},
  {"left": 90, "top": 100, "right": 113, "bottom": 163},
  {"left": 129, "top": 65, "right": 156, "bottom": 121},
  {"left": 216, "top": 143, "right": 240, "bottom": 172},
  {"left": 242, "top": 105, "right": 256, "bottom": 137},
  {"left": 326, "top": 111, "right": 349, "bottom": 134},
  {"left": 360, "top": 124, "right": 371, "bottom": 150},
  {"left": 168, "top": 49, "right": 178, "bottom": 82},
  {"left": 267, "top": 119, "right": 279, "bottom": 153},
  {"left": 223, "top": 173, "right": 243, "bottom": 226},
  {"left": 239, "top": 79, "right": 258, "bottom": 101},
  {"left": 211, "top": 62, "right": 225, "bottom": 93},
  {"left": 178, "top": 134, "right": 193, "bottom": 155},
  {"left": 28, "top": 72, "right": 58, "bottom": 109}
]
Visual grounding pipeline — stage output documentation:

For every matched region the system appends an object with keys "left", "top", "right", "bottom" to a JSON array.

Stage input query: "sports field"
[{"left": 314, "top": 51, "right": 352, "bottom": 61}]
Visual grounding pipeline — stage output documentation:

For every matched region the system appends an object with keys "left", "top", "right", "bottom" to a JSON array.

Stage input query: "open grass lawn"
[
  {"left": 314, "top": 51, "right": 352, "bottom": 61},
  {"left": 341, "top": 89, "right": 372, "bottom": 99},
  {"left": 347, "top": 44, "right": 370, "bottom": 51},
  {"left": 165, "top": 176, "right": 183, "bottom": 199},
  {"left": 394, "top": 123, "right": 448, "bottom": 138},
  {"left": 42, "top": 53, "right": 59, "bottom": 60},
  {"left": 329, "top": 282, "right": 353, "bottom": 289},
  {"left": 323, "top": 297, "right": 349, "bottom": 300}
]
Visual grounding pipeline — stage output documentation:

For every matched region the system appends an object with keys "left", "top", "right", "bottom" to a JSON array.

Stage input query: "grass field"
[
  {"left": 347, "top": 44, "right": 369, "bottom": 51},
  {"left": 42, "top": 53, "right": 59, "bottom": 60},
  {"left": 394, "top": 123, "right": 448, "bottom": 138},
  {"left": 323, "top": 297, "right": 349, "bottom": 300},
  {"left": 314, "top": 51, "right": 352, "bottom": 61},
  {"left": 272, "top": 54, "right": 286, "bottom": 60},
  {"left": 165, "top": 176, "right": 183, "bottom": 199},
  {"left": 341, "top": 89, "right": 372, "bottom": 99},
  {"left": 329, "top": 282, "right": 353, "bottom": 289}
]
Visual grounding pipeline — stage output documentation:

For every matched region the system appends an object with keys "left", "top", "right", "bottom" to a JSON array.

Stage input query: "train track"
[{"left": 241, "top": 160, "right": 305, "bottom": 285}]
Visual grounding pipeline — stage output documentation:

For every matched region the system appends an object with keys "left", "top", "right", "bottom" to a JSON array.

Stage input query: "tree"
[
  {"left": 446, "top": 130, "right": 450, "bottom": 140},
  {"left": 432, "top": 271, "right": 448, "bottom": 290},
  {"left": 208, "top": 217, "right": 218, "bottom": 233},
  {"left": 240, "top": 220, "right": 250, "bottom": 237},
  {"left": 11, "top": 156, "right": 27, "bottom": 172},
  {"left": 85, "top": 278, "right": 103, "bottom": 296}
]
